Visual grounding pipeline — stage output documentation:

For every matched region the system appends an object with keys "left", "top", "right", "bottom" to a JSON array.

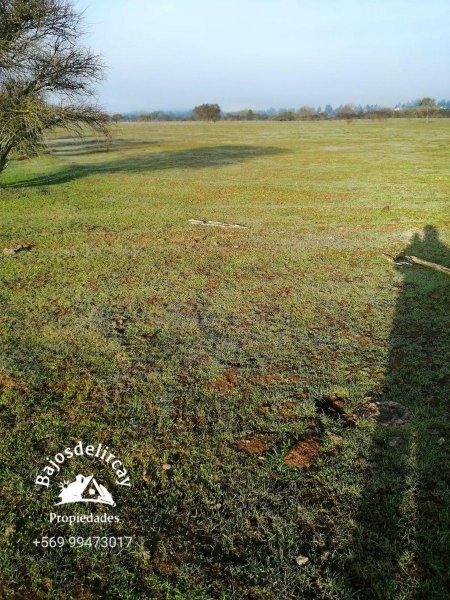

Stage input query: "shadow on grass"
[
  {"left": 346, "top": 225, "right": 449, "bottom": 599},
  {"left": 8, "top": 144, "right": 289, "bottom": 187},
  {"left": 45, "top": 137, "right": 161, "bottom": 156}
]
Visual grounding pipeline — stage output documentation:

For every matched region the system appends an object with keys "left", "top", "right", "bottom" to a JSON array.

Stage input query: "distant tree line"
[{"left": 109, "top": 98, "right": 450, "bottom": 123}]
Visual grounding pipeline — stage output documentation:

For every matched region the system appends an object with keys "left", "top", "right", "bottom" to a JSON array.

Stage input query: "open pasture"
[{"left": 0, "top": 119, "right": 449, "bottom": 599}]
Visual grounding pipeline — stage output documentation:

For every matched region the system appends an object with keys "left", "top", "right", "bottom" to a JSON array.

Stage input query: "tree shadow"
[
  {"left": 8, "top": 145, "right": 289, "bottom": 187},
  {"left": 45, "top": 137, "right": 160, "bottom": 157},
  {"left": 345, "top": 225, "right": 449, "bottom": 598}
]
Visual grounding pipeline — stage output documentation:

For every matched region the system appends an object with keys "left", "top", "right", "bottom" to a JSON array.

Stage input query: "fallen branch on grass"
[
  {"left": 383, "top": 253, "right": 450, "bottom": 275},
  {"left": 3, "top": 244, "right": 32, "bottom": 255},
  {"left": 404, "top": 255, "right": 450, "bottom": 274},
  {"left": 188, "top": 219, "right": 247, "bottom": 229}
]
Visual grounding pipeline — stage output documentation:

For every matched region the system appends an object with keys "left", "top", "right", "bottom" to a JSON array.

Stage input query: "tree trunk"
[{"left": 0, "top": 148, "right": 10, "bottom": 174}]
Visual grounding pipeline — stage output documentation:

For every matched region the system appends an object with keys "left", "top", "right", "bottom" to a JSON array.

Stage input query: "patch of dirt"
[
  {"left": 326, "top": 432, "right": 343, "bottom": 445},
  {"left": 354, "top": 401, "right": 380, "bottom": 421},
  {"left": 428, "top": 289, "right": 442, "bottom": 300},
  {"left": 139, "top": 331, "right": 158, "bottom": 343},
  {"left": 376, "top": 401, "right": 413, "bottom": 426},
  {"left": 236, "top": 435, "right": 268, "bottom": 455},
  {"left": 224, "top": 368, "right": 238, "bottom": 385},
  {"left": 154, "top": 556, "right": 178, "bottom": 576},
  {"left": 354, "top": 401, "right": 412, "bottom": 426},
  {"left": 342, "top": 330, "right": 372, "bottom": 348},
  {"left": 191, "top": 414, "right": 206, "bottom": 428},
  {"left": 91, "top": 233, "right": 121, "bottom": 243},
  {"left": 325, "top": 432, "right": 344, "bottom": 455},
  {"left": 277, "top": 401, "right": 298, "bottom": 420},
  {"left": 210, "top": 368, "right": 239, "bottom": 393},
  {"left": 277, "top": 286, "right": 292, "bottom": 297},
  {"left": 283, "top": 434, "right": 322, "bottom": 468},
  {"left": 247, "top": 373, "right": 289, "bottom": 386},
  {"left": 0, "top": 375, "right": 28, "bottom": 392},
  {"left": 392, "top": 283, "right": 405, "bottom": 293},
  {"left": 304, "top": 418, "right": 324, "bottom": 436},
  {"left": 355, "top": 334, "right": 370, "bottom": 348},
  {"left": 318, "top": 393, "right": 357, "bottom": 426}
]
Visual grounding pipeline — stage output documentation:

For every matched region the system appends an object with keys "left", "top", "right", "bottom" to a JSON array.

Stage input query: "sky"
[{"left": 82, "top": 0, "right": 450, "bottom": 113}]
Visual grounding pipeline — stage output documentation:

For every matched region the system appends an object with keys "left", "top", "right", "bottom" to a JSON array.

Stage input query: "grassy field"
[{"left": 0, "top": 120, "right": 449, "bottom": 599}]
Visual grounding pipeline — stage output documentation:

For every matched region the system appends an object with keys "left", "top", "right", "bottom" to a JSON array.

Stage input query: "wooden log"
[
  {"left": 404, "top": 255, "right": 450, "bottom": 275},
  {"left": 188, "top": 219, "right": 247, "bottom": 229},
  {"left": 383, "top": 253, "right": 450, "bottom": 274}
]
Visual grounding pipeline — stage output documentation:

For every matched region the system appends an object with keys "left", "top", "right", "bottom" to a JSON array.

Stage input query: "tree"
[
  {"left": 336, "top": 103, "right": 357, "bottom": 121},
  {"left": 111, "top": 113, "right": 124, "bottom": 123},
  {"left": 296, "top": 105, "right": 315, "bottom": 120},
  {"left": 0, "top": 0, "right": 109, "bottom": 173},
  {"left": 272, "top": 110, "right": 296, "bottom": 121},
  {"left": 192, "top": 104, "right": 221, "bottom": 122},
  {"left": 418, "top": 97, "right": 436, "bottom": 108},
  {"left": 235, "top": 108, "right": 256, "bottom": 120},
  {"left": 417, "top": 97, "right": 436, "bottom": 122}
]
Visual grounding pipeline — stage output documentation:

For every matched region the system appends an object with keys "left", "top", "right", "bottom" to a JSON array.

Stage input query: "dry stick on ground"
[
  {"left": 404, "top": 255, "right": 450, "bottom": 275},
  {"left": 383, "top": 253, "right": 450, "bottom": 275},
  {"left": 188, "top": 219, "right": 247, "bottom": 229}
]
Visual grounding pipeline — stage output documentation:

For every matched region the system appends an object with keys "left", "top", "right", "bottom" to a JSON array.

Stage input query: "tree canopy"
[
  {"left": 0, "top": 0, "right": 109, "bottom": 173},
  {"left": 192, "top": 104, "right": 221, "bottom": 122}
]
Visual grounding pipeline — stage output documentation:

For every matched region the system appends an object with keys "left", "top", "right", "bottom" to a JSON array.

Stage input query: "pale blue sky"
[{"left": 82, "top": 0, "right": 450, "bottom": 112}]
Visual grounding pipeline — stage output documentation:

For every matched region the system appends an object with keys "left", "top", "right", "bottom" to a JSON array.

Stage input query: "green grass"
[{"left": 0, "top": 120, "right": 449, "bottom": 599}]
